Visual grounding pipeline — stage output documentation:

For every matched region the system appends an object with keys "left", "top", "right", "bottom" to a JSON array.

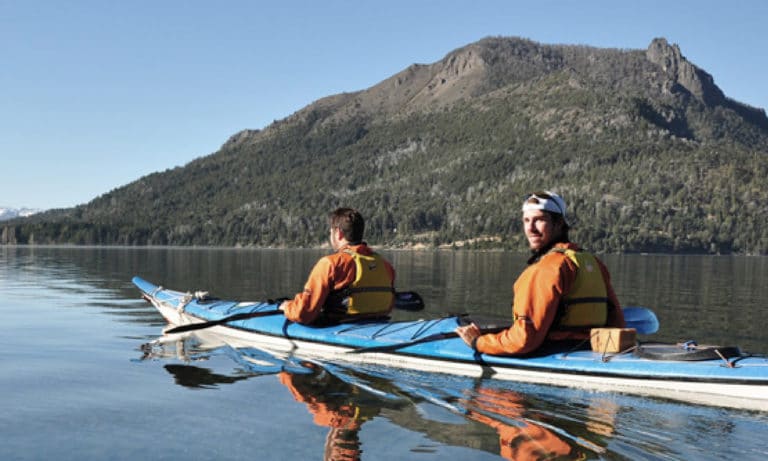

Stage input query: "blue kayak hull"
[{"left": 133, "top": 276, "right": 768, "bottom": 411}]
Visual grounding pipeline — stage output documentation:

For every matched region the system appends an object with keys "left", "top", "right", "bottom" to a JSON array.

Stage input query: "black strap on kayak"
[
  {"left": 348, "top": 331, "right": 461, "bottom": 354},
  {"left": 635, "top": 342, "right": 742, "bottom": 362},
  {"left": 349, "top": 318, "right": 508, "bottom": 355}
]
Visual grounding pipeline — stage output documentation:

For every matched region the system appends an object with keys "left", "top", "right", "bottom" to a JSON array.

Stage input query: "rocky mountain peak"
[
  {"left": 408, "top": 46, "right": 487, "bottom": 105},
  {"left": 646, "top": 37, "right": 725, "bottom": 106}
]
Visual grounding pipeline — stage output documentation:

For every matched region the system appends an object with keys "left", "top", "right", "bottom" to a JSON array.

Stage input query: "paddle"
[
  {"left": 163, "top": 290, "right": 426, "bottom": 335},
  {"left": 623, "top": 306, "right": 659, "bottom": 335},
  {"left": 393, "top": 291, "right": 425, "bottom": 311},
  {"left": 350, "top": 306, "right": 659, "bottom": 354}
]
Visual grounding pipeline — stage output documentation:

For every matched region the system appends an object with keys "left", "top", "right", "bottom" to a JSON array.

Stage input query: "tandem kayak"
[{"left": 132, "top": 276, "right": 768, "bottom": 411}]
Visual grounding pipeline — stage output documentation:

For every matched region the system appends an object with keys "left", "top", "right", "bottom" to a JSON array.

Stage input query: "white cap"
[{"left": 522, "top": 191, "right": 568, "bottom": 224}]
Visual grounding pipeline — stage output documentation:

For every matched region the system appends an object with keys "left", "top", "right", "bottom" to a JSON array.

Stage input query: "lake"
[{"left": 1, "top": 246, "right": 767, "bottom": 460}]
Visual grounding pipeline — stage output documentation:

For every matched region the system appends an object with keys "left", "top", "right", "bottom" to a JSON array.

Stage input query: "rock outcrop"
[{"left": 646, "top": 37, "right": 725, "bottom": 106}]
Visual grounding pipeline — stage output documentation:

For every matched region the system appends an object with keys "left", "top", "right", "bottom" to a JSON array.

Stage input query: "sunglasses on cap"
[{"left": 524, "top": 191, "right": 565, "bottom": 216}]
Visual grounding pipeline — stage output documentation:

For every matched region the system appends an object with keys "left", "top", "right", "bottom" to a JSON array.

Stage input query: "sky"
[{"left": 2, "top": 1, "right": 766, "bottom": 210}]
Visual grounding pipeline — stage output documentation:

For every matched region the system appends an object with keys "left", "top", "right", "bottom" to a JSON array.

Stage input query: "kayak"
[{"left": 132, "top": 276, "right": 768, "bottom": 411}]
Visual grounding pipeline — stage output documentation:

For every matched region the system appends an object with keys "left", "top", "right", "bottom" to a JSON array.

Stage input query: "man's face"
[{"left": 523, "top": 209, "right": 558, "bottom": 251}]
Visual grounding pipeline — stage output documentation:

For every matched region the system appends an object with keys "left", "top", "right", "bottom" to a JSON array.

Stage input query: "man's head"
[
  {"left": 521, "top": 191, "right": 569, "bottom": 251},
  {"left": 328, "top": 208, "right": 365, "bottom": 249}
]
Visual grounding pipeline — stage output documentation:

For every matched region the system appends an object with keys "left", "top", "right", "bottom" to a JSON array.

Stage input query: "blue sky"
[{"left": 2, "top": 1, "right": 766, "bottom": 210}]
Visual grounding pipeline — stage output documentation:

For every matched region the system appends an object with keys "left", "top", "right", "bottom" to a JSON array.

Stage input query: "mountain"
[
  {"left": 3, "top": 37, "right": 768, "bottom": 254},
  {"left": 0, "top": 207, "right": 41, "bottom": 222}
]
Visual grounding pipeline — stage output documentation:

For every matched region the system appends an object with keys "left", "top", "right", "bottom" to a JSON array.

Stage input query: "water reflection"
[
  {"left": 164, "top": 364, "right": 251, "bottom": 389},
  {"left": 279, "top": 364, "right": 382, "bottom": 461},
  {"left": 605, "top": 254, "right": 768, "bottom": 350},
  {"left": 141, "top": 335, "right": 395, "bottom": 460},
  {"left": 460, "top": 387, "right": 593, "bottom": 459},
  {"left": 5, "top": 246, "right": 768, "bottom": 460},
  {"left": 140, "top": 333, "right": 618, "bottom": 460},
  {"left": 136, "top": 326, "right": 768, "bottom": 460}
]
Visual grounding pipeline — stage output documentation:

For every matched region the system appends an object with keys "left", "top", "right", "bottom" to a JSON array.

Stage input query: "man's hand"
[{"left": 456, "top": 323, "right": 482, "bottom": 349}]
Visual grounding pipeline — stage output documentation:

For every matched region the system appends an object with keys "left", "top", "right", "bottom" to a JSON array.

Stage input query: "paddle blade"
[
  {"left": 623, "top": 306, "right": 659, "bottom": 335},
  {"left": 395, "top": 291, "right": 424, "bottom": 311}
]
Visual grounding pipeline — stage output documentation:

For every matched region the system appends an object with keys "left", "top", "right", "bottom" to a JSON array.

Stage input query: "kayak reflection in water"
[
  {"left": 278, "top": 364, "right": 381, "bottom": 461},
  {"left": 459, "top": 385, "right": 615, "bottom": 460}
]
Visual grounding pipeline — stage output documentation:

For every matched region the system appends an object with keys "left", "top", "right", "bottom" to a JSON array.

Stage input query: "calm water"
[{"left": 1, "top": 246, "right": 767, "bottom": 460}]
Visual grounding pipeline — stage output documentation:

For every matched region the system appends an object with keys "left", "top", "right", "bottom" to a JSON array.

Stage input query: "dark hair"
[
  {"left": 329, "top": 208, "right": 365, "bottom": 243},
  {"left": 550, "top": 213, "right": 570, "bottom": 243}
]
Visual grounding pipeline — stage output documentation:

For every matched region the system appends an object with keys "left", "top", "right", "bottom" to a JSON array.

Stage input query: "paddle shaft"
[
  {"left": 349, "top": 328, "right": 498, "bottom": 354},
  {"left": 164, "top": 309, "right": 283, "bottom": 334},
  {"left": 161, "top": 290, "right": 424, "bottom": 334}
]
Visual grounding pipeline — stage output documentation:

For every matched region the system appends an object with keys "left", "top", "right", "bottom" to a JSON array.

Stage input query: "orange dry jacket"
[{"left": 475, "top": 242, "right": 624, "bottom": 356}]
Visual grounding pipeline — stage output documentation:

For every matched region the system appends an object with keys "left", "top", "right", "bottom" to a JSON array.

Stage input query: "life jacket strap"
[
  {"left": 563, "top": 296, "right": 610, "bottom": 306},
  {"left": 340, "top": 286, "right": 395, "bottom": 295}
]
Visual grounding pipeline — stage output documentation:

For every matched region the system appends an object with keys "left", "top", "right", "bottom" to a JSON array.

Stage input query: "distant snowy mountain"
[{"left": 0, "top": 207, "right": 41, "bottom": 221}]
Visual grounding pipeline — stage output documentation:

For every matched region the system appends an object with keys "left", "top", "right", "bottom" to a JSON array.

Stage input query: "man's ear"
[{"left": 332, "top": 226, "right": 346, "bottom": 244}]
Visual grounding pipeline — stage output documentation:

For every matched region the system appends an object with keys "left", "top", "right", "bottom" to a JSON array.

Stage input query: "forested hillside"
[{"left": 3, "top": 37, "right": 768, "bottom": 254}]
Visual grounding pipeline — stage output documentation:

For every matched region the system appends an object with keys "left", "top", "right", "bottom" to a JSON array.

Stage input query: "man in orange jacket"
[
  {"left": 280, "top": 207, "right": 396, "bottom": 325},
  {"left": 456, "top": 191, "right": 625, "bottom": 355}
]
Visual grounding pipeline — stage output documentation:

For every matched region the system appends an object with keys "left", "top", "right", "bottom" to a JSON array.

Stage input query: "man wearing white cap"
[{"left": 457, "top": 191, "right": 625, "bottom": 355}]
